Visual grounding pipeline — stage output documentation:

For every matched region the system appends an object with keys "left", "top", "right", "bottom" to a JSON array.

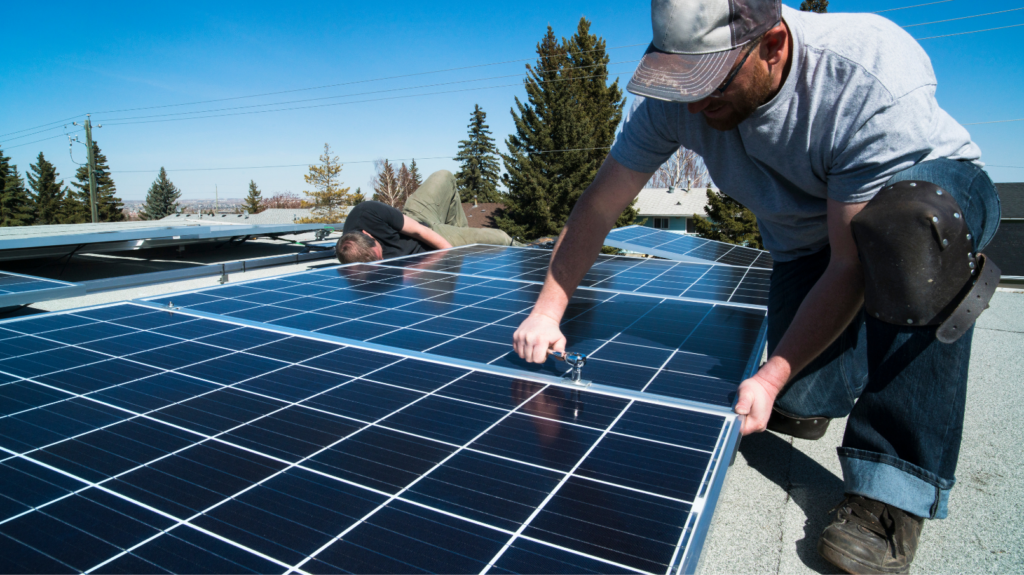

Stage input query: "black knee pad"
[{"left": 851, "top": 180, "right": 1000, "bottom": 342}]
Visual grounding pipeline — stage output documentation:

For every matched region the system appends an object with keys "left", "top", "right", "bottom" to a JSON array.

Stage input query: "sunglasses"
[{"left": 706, "top": 41, "right": 759, "bottom": 99}]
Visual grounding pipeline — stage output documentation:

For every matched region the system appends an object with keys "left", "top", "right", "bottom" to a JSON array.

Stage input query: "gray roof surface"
[
  {"left": 995, "top": 183, "right": 1024, "bottom": 219},
  {"left": 0, "top": 221, "right": 207, "bottom": 240},
  {"left": 635, "top": 187, "right": 714, "bottom": 217},
  {"left": 700, "top": 289, "right": 1024, "bottom": 574}
]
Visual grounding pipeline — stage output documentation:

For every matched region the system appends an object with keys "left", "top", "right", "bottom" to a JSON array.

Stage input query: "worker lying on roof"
[{"left": 335, "top": 170, "right": 518, "bottom": 263}]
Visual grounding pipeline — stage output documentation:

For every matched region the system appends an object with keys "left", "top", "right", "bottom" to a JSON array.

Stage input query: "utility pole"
[
  {"left": 215, "top": 184, "right": 219, "bottom": 214},
  {"left": 84, "top": 115, "right": 99, "bottom": 223}
]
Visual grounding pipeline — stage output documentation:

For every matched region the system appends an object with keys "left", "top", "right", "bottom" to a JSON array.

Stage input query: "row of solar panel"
[
  {"left": 374, "top": 246, "right": 770, "bottom": 308},
  {"left": 0, "top": 272, "right": 84, "bottom": 309},
  {"left": 0, "top": 303, "right": 734, "bottom": 574},
  {"left": 144, "top": 261, "right": 765, "bottom": 408},
  {"left": 603, "top": 226, "right": 774, "bottom": 269}
]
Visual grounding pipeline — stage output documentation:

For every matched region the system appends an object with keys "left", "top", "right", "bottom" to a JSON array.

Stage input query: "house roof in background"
[
  {"left": 635, "top": 187, "right": 714, "bottom": 217},
  {"left": 995, "top": 183, "right": 1024, "bottom": 219},
  {"left": 160, "top": 208, "right": 348, "bottom": 225},
  {"left": 461, "top": 203, "right": 505, "bottom": 229}
]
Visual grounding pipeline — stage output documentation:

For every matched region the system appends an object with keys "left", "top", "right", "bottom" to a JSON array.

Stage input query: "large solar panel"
[
  {"left": 604, "top": 226, "right": 774, "bottom": 270},
  {"left": 0, "top": 302, "right": 740, "bottom": 574},
  {"left": 0, "top": 271, "right": 85, "bottom": 308},
  {"left": 144, "top": 263, "right": 767, "bottom": 408},
  {"left": 375, "top": 245, "right": 770, "bottom": 308}
]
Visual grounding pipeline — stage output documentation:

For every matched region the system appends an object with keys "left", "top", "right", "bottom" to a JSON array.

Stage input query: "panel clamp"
[{"left": 548, "top": 350, "right": 591, "bottom": 387}]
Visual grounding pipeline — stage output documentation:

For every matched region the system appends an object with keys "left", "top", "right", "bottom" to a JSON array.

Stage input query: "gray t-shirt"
[{"left": 611, "top": 5, "right": 981, "bottom": 261}]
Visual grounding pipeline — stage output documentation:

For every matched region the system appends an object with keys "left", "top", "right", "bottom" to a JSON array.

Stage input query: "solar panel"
[
  {"left": 604, "top": 226, "right": 774, "bottom": 270},
  {"left": 145, "top": 263, "right": 767, "bottom": 408},
  {"left": 0, "top": 302, "right": 740, "bottom": 574},
  {"left": 375, "top": 245, "right": 770, "bottom": 308},
  {"left": 0, "top": 271, "right": 85, "bottom": 308}
]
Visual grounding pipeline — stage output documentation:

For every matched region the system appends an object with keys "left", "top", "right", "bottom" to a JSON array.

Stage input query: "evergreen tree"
[
  {"left": 351, "top": 187, "right": 365, "bottom": 205},
  {"left": 68, "top": 142, "right": 125, "bottom": 223},
  {"left": 244, "top": 180, "right": 264, "bottom": 214},
  {"left": 408, "top": 160, "right": 422, "bottom": 192},
  {"left": 498, "top": 18, "right": 628, "bottom": 240},
  {"left": 0, "top": 148, "right": 33, "bottom": 227},
  {"left": 800, "top": 0, "right": 828, "bottom": 13},
  {"left": 27, "top": 152, "right": 67, "bottom": 225},
  {"left": 455, "top": 105, "right": 503, "bottom": 203},
  {"left": 139, "top": 167, "right": 182, "bottom": 220},
  {"left": 301, "top": 143, "right": 352, "bottom": 222},
  {"left": 692, "top": 188, "right": 764, "bottom": 249}
]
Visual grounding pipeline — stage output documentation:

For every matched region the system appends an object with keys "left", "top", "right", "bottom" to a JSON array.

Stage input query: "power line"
[
  {"left": 95, "top": 60, "right": 637, "bottom": 124},
  {"left": 903, "top": 7, "right": 1024, "bottom": 27},
  {"left": 917, "top": 22, "right": 1024, "bottom": 39},
  {"left": 109, "top": 147, "right": 614, "bottom": 174},
  {"left": 0, "top": 115, "right": 82, "bottom": 140},
  {"left": 99, "top": 68, "right": 634, "bottom": 128},
  {"left": 963, "top": 118, "right": 1024, "bottom": 125},
  {"left": 874, "top": 0, "right": 954, "bottom": 14},
  {"left": 92, "top": 42, "right": 645, "bottom": 115},
  {"left": 2, "top": 131, "right": 81, "bottom": 151}
]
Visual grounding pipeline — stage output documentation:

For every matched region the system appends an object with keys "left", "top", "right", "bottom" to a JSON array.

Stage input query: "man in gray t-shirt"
[{"left": 511, "top": 1, "right": 1001, "bottom": 572}]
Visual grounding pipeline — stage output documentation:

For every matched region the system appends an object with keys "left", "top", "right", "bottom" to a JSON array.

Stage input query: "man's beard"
[{"left": 703, "top": 62, "right": 774, "bottom": 131}]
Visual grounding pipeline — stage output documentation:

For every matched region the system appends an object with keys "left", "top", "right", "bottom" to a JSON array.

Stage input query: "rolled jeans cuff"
[{"left": 838, "top": 447, "right": 955, "bottom": 519}]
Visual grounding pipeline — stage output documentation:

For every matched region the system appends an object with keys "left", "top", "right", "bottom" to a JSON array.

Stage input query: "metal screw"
[
  {"left": 932, "top": 216, "right": 939, "bottom": 223},
  {"left": 907, "top": 319, "right": 914, "bottom": 324},
  {"left": 954, "top": 213, "right": 960, "bottom": 219},
  {"left": 966, "top": 233, "right": 972, "bottom": 240},
  {"left": 942, "top": 239, "right": 949, "bottom": 246},
  {"left": 909, "top": 182, "right": 917, "bottom": 187},
  {"left": 969, "top": 262, "right": 975, "bottom": 268},
  {"left": 936, "top": 190, "right": 943, "bottom": 195}
]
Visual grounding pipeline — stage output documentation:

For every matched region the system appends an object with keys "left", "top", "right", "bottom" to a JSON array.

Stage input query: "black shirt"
[{"left": 342, "top": 201, "right": 428, "bottom": 259}]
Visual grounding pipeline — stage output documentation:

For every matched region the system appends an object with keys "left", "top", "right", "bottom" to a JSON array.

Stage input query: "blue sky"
[{"left": 2, "top": 0, "right": 1021, "bottom": 201}]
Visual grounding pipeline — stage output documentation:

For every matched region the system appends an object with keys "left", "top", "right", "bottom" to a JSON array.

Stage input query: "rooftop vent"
[{"left": 667, "top": 186, "right": 676, "bottom": 194}]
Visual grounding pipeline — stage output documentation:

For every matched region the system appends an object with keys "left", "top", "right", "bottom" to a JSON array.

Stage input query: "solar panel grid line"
[
  {"left": 2, "top": 302, "right": 729, "bottom": 568},
  {"left": 638, "top": 306, "right": 716, "bottom": 396},
  {"left": 603, "top": 227, "right": 773, "bottom": 271},
  {"left": 724, "top": 265, "right": 753, "bottom": 303},
  {"left": 285, "top": 380, "right": 555, "bottom": 574},
  {"left": 373, "top": 246, "right": 768, "bottom": 310},
  {"left": 0, "top": 449, "right": 296, "bottom": 574},
  {"left": 130, "top": 299, "right": 739, "bottom": 417},
  {"left": 481, "top": 399, "right": 634, "bottom": 574}
]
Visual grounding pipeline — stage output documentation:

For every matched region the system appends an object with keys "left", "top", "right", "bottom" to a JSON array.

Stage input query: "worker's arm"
[
  {"left": 735, "top": 198, "right": 868, "bottom": 435},
  {"left": 401, "top": 215, "right": 453, "bottom": 250},
  {"left": 513, "top": 156, "right": 653, "bottom": 363}
]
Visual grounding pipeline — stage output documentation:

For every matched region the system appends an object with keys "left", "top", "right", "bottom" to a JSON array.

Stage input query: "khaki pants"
[{"left": 401, "top": 170, "right": 516, "bottom": 247}]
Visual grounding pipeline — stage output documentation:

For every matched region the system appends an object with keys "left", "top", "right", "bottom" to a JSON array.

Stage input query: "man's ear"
[{"left": 760, "top": 23, "right": 788, "bottom": 66}]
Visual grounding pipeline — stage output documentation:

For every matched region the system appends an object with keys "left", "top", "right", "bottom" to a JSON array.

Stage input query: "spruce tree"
[
  {"left": 800, "top": 0, "right": 828, "bottom": 13},
  {"left": 692, "top": 188, "right": 764, "bottom": 249},
  {"left": 27, "top": 152, "right": 67, "bottom": 225},
  {"left": 0, "top": 148, "right": 33, "bottom": 227},
  {"left": 68, "top": 142, "right": 125, "bottom": 223},
  {"left": 498, "top": 18, "right": 629, "bottom": 240},
  {"left": 455, "top": 105, "right": 503, "bottom": 203},
  {"left": 408, "top": 160, "right": 422, "bottom": 193},
  {"left": 351, "top": 187, "right": 365, "bottom": 205},
  {"left": 244, "top": 180, "right": 264, "bottom": 214},
  {"left": 139, "top": 167, "right": 182, "bottom": 220}
]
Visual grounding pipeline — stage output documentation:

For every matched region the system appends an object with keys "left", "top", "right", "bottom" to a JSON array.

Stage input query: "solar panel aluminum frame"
[
  {"left": 0, "top": 271, "right": 85, "bottom": 308},
  {"left": 0, "top": 299, "right": 747, "bottom": 574},
  {"left": 604, "top": 225, "right": 772, "bottom": 269}
]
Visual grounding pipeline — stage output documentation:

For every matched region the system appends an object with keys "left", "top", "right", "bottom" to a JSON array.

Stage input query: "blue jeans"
[{"left": 769, "top": 159, "right": 1001, "bottom": 519}]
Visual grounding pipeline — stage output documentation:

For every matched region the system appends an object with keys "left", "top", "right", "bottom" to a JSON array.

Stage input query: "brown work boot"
[
  {"left": 766, "top": 407, "right": 831, "bottom": 440},
  {"left": 818, "top": 495, "right": 924, "bottom": 574}
]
